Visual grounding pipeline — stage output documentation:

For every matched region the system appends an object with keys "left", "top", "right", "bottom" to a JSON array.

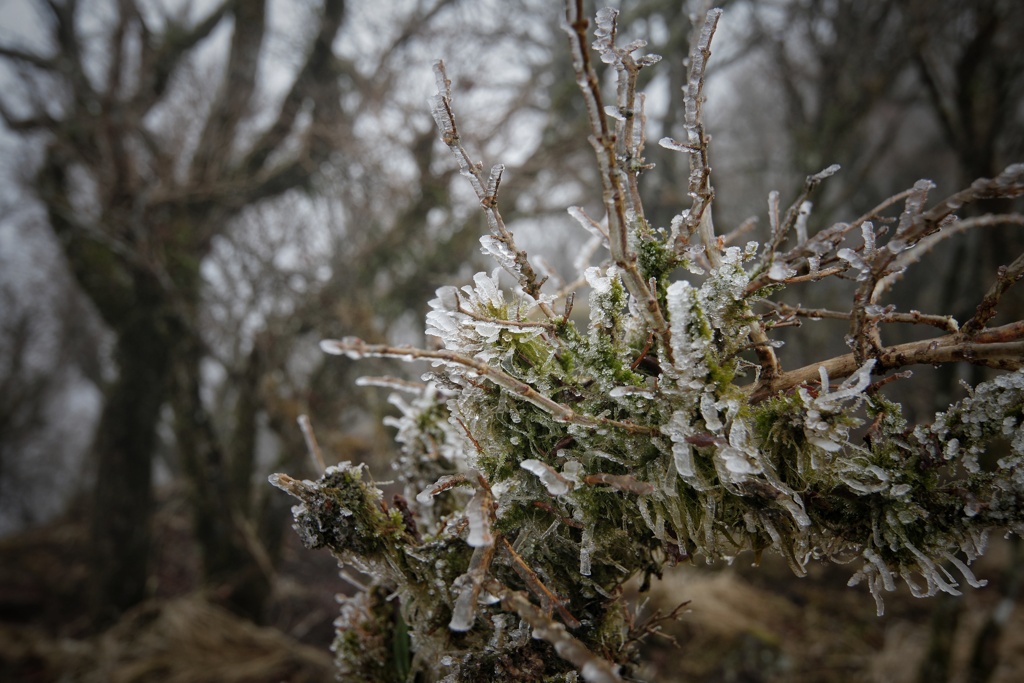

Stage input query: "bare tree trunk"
[
  {"left": 172, "top": 323, "right": 270, "bottom": 621},
  {"left": 88, "top": 272, "right": 175, "bottom": 626}
]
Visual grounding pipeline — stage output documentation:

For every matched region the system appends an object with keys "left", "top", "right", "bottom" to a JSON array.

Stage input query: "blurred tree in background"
[{"left": 0, "top": 0, "right": 578, "bottom": 629}]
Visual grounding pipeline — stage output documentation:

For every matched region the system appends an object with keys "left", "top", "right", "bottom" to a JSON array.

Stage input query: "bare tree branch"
[
  {"left": 191, "top": 0, "right": 267, "bottom": 181},
  {"left": 0, "top": 44, "right": 56, "bottom": 71},
  {"left": 135, "top": 0, "right": 234, "bottom": 111},
  {"left": 963, "top": 252, "right": 1024, "bottom": 335}
]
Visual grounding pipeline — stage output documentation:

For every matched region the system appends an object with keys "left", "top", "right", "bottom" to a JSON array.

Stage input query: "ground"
[{"left": 2, "top": 487, "right": 1022, "bottom": 682}]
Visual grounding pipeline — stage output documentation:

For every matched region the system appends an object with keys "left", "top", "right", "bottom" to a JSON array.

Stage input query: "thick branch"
[
  {"left": 239, "top": 0, "right": 346, "bottom": 177},
  {"left": 136, "top": 0, "right": 234, "bottom": 110},
  {"left": 191, "top": 0, "right": 267, "bottom": 181},
  {"left": 749, "top": 321, "right": 1024, "bottom": 401}
]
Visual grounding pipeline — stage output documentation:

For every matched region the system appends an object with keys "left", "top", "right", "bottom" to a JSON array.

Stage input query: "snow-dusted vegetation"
[{"left": 273, "top": 4, "right": 1024, "bottom": 680}]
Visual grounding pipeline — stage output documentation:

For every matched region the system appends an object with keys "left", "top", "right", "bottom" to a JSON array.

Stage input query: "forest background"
[{"left": 0, "top": 0, "right": 1022, "bottom": 681}]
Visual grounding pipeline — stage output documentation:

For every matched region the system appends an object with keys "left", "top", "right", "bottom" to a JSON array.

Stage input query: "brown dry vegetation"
[
  {"left": 636, "top": 539, "right": 1024, "bottom": 682},
  {"left": 0, "top": 489, "right": 346, "bottom": 683}
]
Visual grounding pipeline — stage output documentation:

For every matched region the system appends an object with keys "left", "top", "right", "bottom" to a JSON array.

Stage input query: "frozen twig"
[
  {"left": 759, "top": 164, "right": 841, "bottom": 274},
  {"left": 749, "top": 320, "right": 1024, "bottom": 401},
  {"left": 430, "top": 60, "right": 554, "bottom": 317},
  {"left": 765, "top": 301, "right": 960, "bottom": 334},
  {"left": 563, "top": 0, "right": 675, "bottom": 365},
  {"left": 672, "top": 8, "right": 723, "bottom": 262},
  {"left": 663, "top": 7, "right": 785, "bottom": 386},
  {"left": 963, "top": 252, "right": 1024, "bottom": 335},
  {"left": 746, "top": 188, "right": 918, "bottom": 295},
  {"left": 500, "top": 536, "right": 581, "bottom": 628},
  {"left": 449, "top": 541, "right": 496, "bottom": 631},
  {"left": 485, "top": 578, "right": 623, "bottom": 683},
  {"left": 297, "top": 414, "right": 326, "bottom": 474},
  {"left": 320, "top": 337, "right": 658, "bottom": 435}
]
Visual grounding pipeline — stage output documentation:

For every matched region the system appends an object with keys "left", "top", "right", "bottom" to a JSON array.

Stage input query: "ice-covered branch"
[
  {"left": 765, "top": 301, "right": 960, "bottom": 334},
  {"left": 749, "top": 321, "right": 1024, "bottom": 401},
  {"left": 680, "top": 8, "right": 722, "bottom": 262},
  {"left": 320, "top": 337, "right": 658, "bottom": 435},
  {"left": 564, "top": 0, "right": 675, "bottom": 365},
  {"left": 276, "top": 7, "right": 1024, "bottom": 680},
  {"left": 431, "top": 61, "right": 554, "bottom": 314},
  {"left": 485, "top": 579, "right": 623, "bottom": 683}
]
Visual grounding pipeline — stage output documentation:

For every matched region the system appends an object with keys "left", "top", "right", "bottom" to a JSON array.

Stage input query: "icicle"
[
  {"left": 795, "top": 201, "right": 812, "bottom": 244},
  {"left": 700, "top": 393, "right": 723, "bottom": 431},
  {"left": 584, "top": 266, "right": 613, "bottom": 294},
  {"left": 767, "top": 261, "right": 797, "bottom": 281},
  {"left": 944, "top": 553, "right": 987, "bottom": 589},
  {"left": 837, "top": 248, "right": 869, "bottom": 280},
  {"left": 673, "top": 439, "right": 696, "bottom": 478},
  {"left": 521, "top": 459, "right": 572, "bottom": 496},
  {"left": 580, "top": 524, "right": 594, "bottom": 576},
  {"left": 814, "top": 359, "right": 875, "bottom": 410},
  {"left": 609, "top": 385, "right": 655, "bottom": 400},
  {"left": 567, "top": 206, "right": 608, "bottom": 243},
  {"left": 449, "top": 577, "right": 478, "bottom": 632},
  {"left": 592, "top": 7, "right": 618, "bottom": 54},
  {"left": 860, "top": 221, "right": 876, "bottom": 254},
  {"left": 465, "top": 489, "right": 493, "bottom": 547},
  {"left": 478, "top": 237, "right": 518, "bottom": 282},
  {"left": 584, "top": 473, "right": 655, "bottom": 496},
  {"left": 320, "top": 337, "right": 365, "bottom": 359},
  {"left": 417, "top": 473, "right": 469, "bottom": 505},
  {"left": 603, "top": 105, "right": 625, "bottom": 121},
  {"left": 778, "top": 498, "right": 812, "bottom": 528},
  {"left": 862, "top": 548, "right": 896, "bottom": 593},
  {"left": 485, "top": 164, "right": 504, "bottom": 203},
  {"left": 658, "top": 136, "right": 697, "bottom": 153},
  {"left": 895, "top": 179, "right": 935, "bottom": 238}
]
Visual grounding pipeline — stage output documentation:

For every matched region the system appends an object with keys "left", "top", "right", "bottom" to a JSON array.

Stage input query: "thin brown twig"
[
  {"left": 500, "top": 536, "right": 581, "bottom": 629},
  {"left": 958, "top": 252, "right": 1024, "bottom": 336},
  {"left": 563, "top": 0, "right": 675, "bottom": 365},
  {"left": 764, "top": 302, "right": 960, "bottom": 333},
  {"left": 484, "top": 577, "right": 623, "bottom": 682},
  {"left": 430, "top": 61, "right": 555, "bottom": 317},
  {"left": 722, "top": 216, "right": 759, "bottom": 245},
  {"left": 321, "top": 337, "right": 659, "bottom": 435},
  {"left": 297, "top": 414, "right": 326, "bottom": 474}
]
